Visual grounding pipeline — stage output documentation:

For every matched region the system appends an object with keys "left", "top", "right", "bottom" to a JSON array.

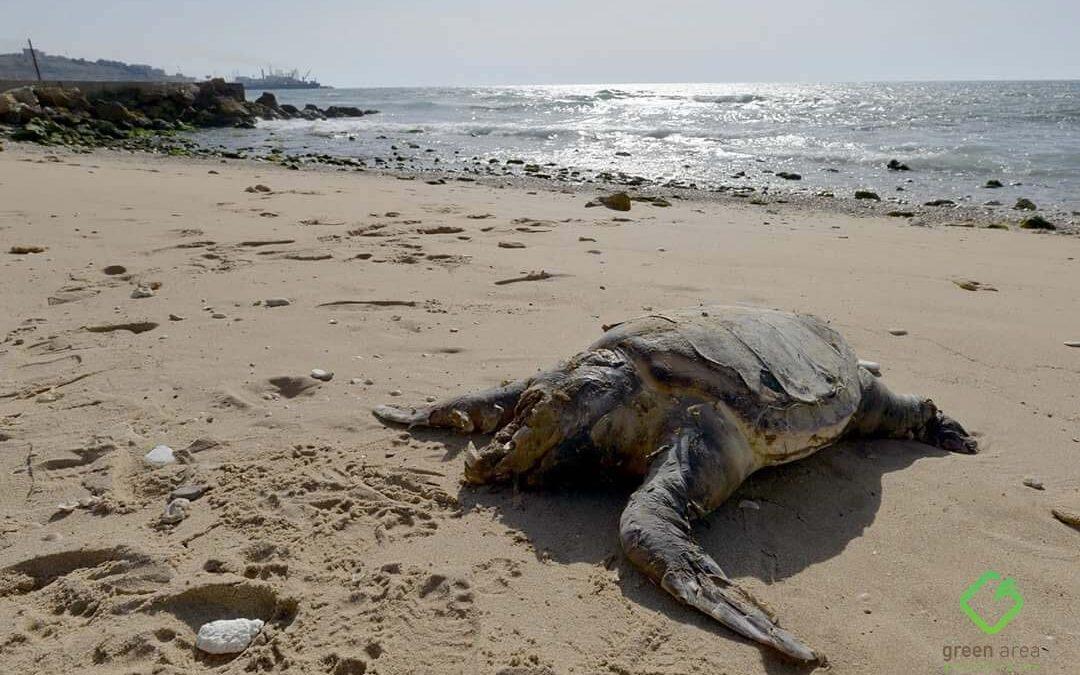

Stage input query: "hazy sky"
[{"left": 3, "top": 0, "right": 1078, "bottom": 86}]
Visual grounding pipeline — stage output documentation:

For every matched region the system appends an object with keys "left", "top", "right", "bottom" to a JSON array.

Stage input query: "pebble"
[
  {"left": 265, "top": 298, "right": 290, "bottom": 308},
  {"left": 170, "top": 484, "right": 209, "bottom": 501},
  {"left": 131, "top": 286, "right": 155, "bottom": 299},
  {"left": 1065, "top": 341, "right": 1080, "bottom": 348},
  {"left": 144, "top": 444, "right": 176, "bottom": 466},
  {"left": 212, "top": 313, "right": 227, "bottom": 319},
  {"left": 310, "top": 369, "right": 334, "bottom": 382},
  {"left": 1022, "top": 477, "right": 1045, "bottom": 490},
  {"left": 738, "top": 499, "right": 761, "bottom": 510},
  {"left": 389, "top": 389, "right": 402, "bottom": 397},
  {"left": 161, "top": 498, "right": 191, "bottom": 524},
  {"left": 1051, "top": 507, "right": 1080, "bottom": 528},
  {"left": 195, "top": 618, "right": 264, "bottom": 655},
  {"left": 888, "top": 329, "right": 908, "bottom": 336},
  {"left": 169, "top": 314, "right": 185, "bottom": 321},
  {"left": 426, "top": 396, "right": 437, "bottom": 402}
]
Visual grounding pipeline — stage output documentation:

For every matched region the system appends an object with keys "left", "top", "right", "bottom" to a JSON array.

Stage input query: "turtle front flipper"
[
  {"left": 619, "top": 406, "right": 822, "bottom": 664},
  {"left": 373, "top": 378, "right": 530, "bottom": 433}
]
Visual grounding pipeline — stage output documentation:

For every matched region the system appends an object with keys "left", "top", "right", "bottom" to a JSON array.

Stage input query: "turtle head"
[
  {"left": 464, "top": 349, "right": 636, "bottom": 484},
  {"left": 921, "top": 411, "right": 978, "bottom": 454}
]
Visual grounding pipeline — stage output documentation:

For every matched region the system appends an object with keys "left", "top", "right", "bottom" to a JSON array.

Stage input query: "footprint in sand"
[
  {"left": 257, "top": 375, "right": 324, "bottom": 399},
  {"left": 0, "top": 545, "right": 168, "bottom": 601},
  {"left": 37, "top": 436, "right": 115, "bottom": 471},
  {"left": 301, "top": 464, "right": 459, "bottom": 541},
  {"left": 345, "top": 563, "right": 478, "bottom": 673}
]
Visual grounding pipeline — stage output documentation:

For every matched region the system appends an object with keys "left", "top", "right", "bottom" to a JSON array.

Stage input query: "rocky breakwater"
[
  {"left": 251, "top": 91, "right": 377, "bottom": 122},
  {"left": 0, "top": 79, "right": 377, "bottom": 150}
]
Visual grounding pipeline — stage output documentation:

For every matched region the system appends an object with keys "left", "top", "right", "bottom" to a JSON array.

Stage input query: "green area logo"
[{"left": 959, "top": 571, "right": 1024, "bottom": 635}]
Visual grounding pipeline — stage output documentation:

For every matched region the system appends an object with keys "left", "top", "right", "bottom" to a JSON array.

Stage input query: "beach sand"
[{"left": 0, "top": 145, "right": 1076, "bottom": 674}]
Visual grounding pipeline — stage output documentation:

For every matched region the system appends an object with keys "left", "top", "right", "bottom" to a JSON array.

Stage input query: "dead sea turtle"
[{"left": 373, "top": 306, "right": 977, "bottom": 663}]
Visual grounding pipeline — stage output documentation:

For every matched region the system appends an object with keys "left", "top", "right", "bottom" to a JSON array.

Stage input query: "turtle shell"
[{"left": 590, "top": 306, "right": 863, "bottom": 463}]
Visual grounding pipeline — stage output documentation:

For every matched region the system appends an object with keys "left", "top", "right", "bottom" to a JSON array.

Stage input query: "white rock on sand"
[
  {"left": 195, "top": 618, "right": 264, "bottom": 654},
  {"left": 143, "top": 444, "right": 175, "bottom": 466}
]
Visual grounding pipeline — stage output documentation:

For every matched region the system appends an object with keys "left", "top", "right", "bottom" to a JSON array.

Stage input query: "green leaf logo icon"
[{"left": 959, "top": 571, "right": 1024, "bottom": 635}]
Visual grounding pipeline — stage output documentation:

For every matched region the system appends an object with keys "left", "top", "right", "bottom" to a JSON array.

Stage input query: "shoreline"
[
  {"left": 0, "top": 143, "right": 1077, "bottom": 674},
  {"left": 7, "top": 136, "right": 1077, "bottom": 234}
]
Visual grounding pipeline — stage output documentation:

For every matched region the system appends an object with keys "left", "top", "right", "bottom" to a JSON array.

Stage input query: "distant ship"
[{"left": 233, "top": 68, "right": 326, "bottom": 90}]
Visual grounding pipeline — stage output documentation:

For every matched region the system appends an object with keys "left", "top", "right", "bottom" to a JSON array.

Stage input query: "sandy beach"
[{"left": 0, "top": 144, "right": 1077, "bottom": 674}]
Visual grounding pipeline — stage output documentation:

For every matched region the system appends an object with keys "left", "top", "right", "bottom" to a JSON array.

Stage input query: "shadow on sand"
[{"left": 433, "top": 435, "right": 949, "bottom": 673}]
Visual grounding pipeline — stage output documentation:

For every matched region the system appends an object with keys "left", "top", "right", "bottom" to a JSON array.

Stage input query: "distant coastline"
[{"left": 0, "top": 47, "right": 191, "bottom": 82}]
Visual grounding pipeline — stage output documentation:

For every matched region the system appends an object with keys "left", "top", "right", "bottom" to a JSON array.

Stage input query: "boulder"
[
  {"left": 94, "top": 100, "right": 142, "bottom": 126},
  {"left": 0, "top": 92, "right": 21, "bottom": 122},
  {"left": 324, "top": 105, "right": 368, "bottom": 118},
  {"left": 0, "top": 91, "right": 44, "bottom": 124},
  {"left": 33, "top": 86, "right": 84, "bottom": 110},
  {"left": 887, "top": 159, "right": 911, "bottom": 171},
  {"left": 7, "top": 86, "right": 39, "bottom": 107},
  {"left": 255, "top": 91, "right": 279, "bottom": 109},
  {"left": 1019, "top": 215, "right": 1055, "bottom": 230},
  {"left": 297, "top": 106, "right": 326, "bottom": 121},
  {"left": 598, "top": 192, "right": 632, "bottom": 211}
]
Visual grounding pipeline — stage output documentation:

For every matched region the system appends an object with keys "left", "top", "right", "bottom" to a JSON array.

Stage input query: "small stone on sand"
[
  {"left": 161, "top": 498, "right": 191, "bottom": 524},
  {"left": 1065, "top": 341, "right": 1080, "bottom": 348},
  {"left": 131, "top": 286, "right": 155, "bottom": 299},
  {"left": 310, "top": 369, "right": 334, "bottom": 382},
  {"left": 265, "top": 298, "right": 291, "bottom": 308},
  {"left": 170, "top": 484, "right": 209, "bottom": 501},
  {"left": 144, "top": 444, "right": 175, "bottom": 466},
  {"left": 1022, "top": 477, "right": 1045, "bottom": 490},
  {"left": 195, "top": 618, "right": 264, "bottom": 655},
  {"left": 888, "top": 329, "right": 907, "bottom": 336},
  {"left": 1051, "top": 507, "right": 1080, "bottom": 529}
]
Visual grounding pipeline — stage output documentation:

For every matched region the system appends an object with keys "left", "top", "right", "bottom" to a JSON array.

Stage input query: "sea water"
[{"left": 198, "top": 81, "right": 1080, "bottom": 215}]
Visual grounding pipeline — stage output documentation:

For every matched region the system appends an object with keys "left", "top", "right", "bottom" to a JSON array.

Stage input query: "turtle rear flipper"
[
  {"left": 373, "top": 378, "right": 531, "bottom": 433},
  {"left": 619, "top": 407, "right": 822, "bottom": 664}
]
